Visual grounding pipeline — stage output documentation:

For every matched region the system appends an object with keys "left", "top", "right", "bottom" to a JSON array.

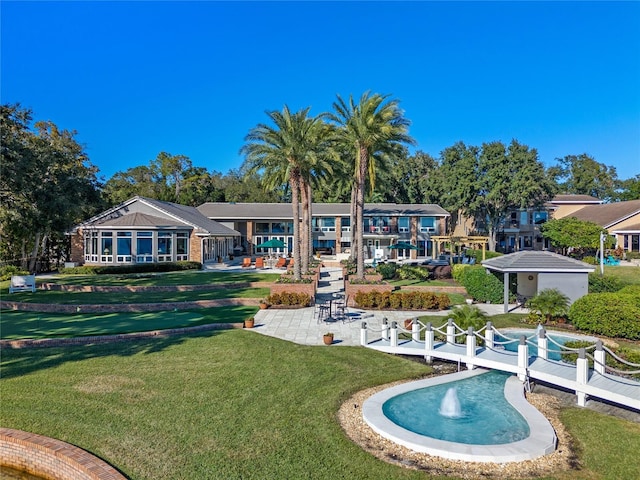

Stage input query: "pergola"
[
  {"left": 430, "top": 235, "right": 490, "bottom": 260},
  {"left": 481, "top": 251, "right": 595, "bottom": 313}
]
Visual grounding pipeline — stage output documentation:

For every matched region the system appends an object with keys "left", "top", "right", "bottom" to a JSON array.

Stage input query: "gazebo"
[{"left": 481, "top": 251, "right": 595, "bottom": 313}]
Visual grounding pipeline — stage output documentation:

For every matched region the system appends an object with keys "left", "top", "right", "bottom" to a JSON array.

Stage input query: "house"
[
  {"left": 196, "top": 202, "right": 450, "bottom": 260},
  {"left": 70, "top": 196, "right": 241, "bottom": 266},
  {"left": 482, "top": 251, "right": 595, "bottom": 313}
]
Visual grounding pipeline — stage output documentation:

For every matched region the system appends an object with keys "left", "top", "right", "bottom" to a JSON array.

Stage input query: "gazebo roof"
[{"left": 481, "top": 251, "right": 595, "bottom": 273}]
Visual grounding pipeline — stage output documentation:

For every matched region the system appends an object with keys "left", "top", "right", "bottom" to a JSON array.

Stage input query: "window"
[
  {"left": 255, "top": 222, "right": 270, "bottom": 234},
  {"left": 176, "top": 232, "right": 188, "bottom": 261},
  {"left": 533, "top": 211, "right": 548, "bottom": 225},
  {"left": 157, "top": 232, "right": 172, "bottom": 262},
  {"left": 398, "top": 217, "right": 410, "bottom": 233},
  {"left": 520, "top": 211, "right": 528, "bottom": 226},
  {"left": 419, "top": 217, "right": 436, "bottom": 233},
  {"left": 321, "top": 217, "right": 335, "bottom": 232},
  {"left": 136, "top": 231, "right": 153, "bottom": 262},
  {"left": 101, "top": 232, "right": 113, "bottom": 263},
  {"left": 341, "top": 217, "right": 350, "bottom": 231},
  {"left": 117, "top": 232, "right": 132, "bottom": 263}
]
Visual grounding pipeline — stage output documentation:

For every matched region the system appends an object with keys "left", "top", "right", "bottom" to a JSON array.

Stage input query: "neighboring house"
[
  {"left": 197, "top": 202, "right": 450, "bottom": 260},
  {"left": 70, "top": 196, "right": 241, "bottom": 266},
  {"left": 557, "top": 198, "right": 640, "bottom": 254}
]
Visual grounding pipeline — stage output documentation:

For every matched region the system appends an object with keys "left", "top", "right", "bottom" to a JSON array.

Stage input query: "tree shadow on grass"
[{"left": 0, "top": 328, "right": 229, "bottom": 379}]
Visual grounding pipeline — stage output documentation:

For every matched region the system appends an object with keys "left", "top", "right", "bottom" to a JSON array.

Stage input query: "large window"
[
  {"left": 255, "top": 223, "right": 270, "bottom": 234},
  {"left": 533, "top": 211, "right": 548, "bottom": 225},
  {"left": 341, "top": 217, "right": 350, "bottom": 231},
  {"left": 136, "top": 231, "right": 153, "bottom": 262},
  {"left": 117, "top": 232, "right": 132, "bottom": 263},
  {"left": 419, "top": 217, "right": 436, "bottom": 233},
  {"left": 85, "top": 231, "right": 99, "bottom": 262},
  {"left": 398, "top": 217, "right": 410, "bottom": 233},
  {"left": 176, "top": 232, "right": 188, "bottom": 261},
  {"left": 101, "top": 232, "right": 113, "bottom": 263},
  {"left": 157, "top": 232, "right": 172, "bottom": 262}
]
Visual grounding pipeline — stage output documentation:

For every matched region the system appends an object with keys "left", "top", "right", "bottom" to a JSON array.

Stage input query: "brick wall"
[
  {"left": 189, "top": 234, "right": 202, "bottom": 263},
  {"left": 70, "top": 229, "right": 84, "bottom": 264},
  {"left": 0, "top": 428, "right": 127, "bottom": 480}
]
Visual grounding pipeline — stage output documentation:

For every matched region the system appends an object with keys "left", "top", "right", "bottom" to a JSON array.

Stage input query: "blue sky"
[{"left": 2, "top": 1, "right": 639, "bottom": 183}]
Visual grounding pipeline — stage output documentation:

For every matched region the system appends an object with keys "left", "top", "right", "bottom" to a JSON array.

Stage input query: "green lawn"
[
  {"left": 2, "top": 332, "right": 638, "bottom": 480},
  {"left": 0, "top": 306, "right": 257, "bottom": 340},
  {"left": 602, "top": 265, "right": 640, "bottom": 284},
  {"left": 6, "top": 287, "right": 270, "bottom": 305}
]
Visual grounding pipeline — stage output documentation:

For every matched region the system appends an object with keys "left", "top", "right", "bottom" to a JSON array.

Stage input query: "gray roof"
[
  {"left": 565, "top": 199, "right": 640, "bottom": 229},
  {"left": 79, "top": 197, "right": 240, "bottom": 237},
  {"left": 482, "top": 251, "right": 595, "bottom": 273},
  {"left": 197, "top": 202, "right": 450, "bottom": 220},
  {"left": 550, "top": 194, "right": 602, "bottom": 204}
]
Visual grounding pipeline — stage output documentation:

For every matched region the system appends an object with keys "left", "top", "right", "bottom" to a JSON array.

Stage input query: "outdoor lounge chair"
[
  {"left": 241, "top": 257, "right": 252, "bottom": 268},
  {"left": 275, "top": 257, "right": 287, "bottom": 269},
  {"left": 255, "top": 257, "right": 265, "bottom": 269}
]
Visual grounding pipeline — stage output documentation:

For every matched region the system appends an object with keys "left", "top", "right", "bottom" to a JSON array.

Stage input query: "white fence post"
[
  {"left": 382, "top": 318, "right": 389, "bottom": 342},
  {"left": 576, "top": 348, "right": 589, "bottom": 407},
  {"left": 390, "top": 321, "right": 398, "bottom": 348},
  {"left": 447, "top": 318, "right": 455, "bottom": 345},
  {"left": 360, "top": 322, "right": 368, "bottom": 346},
  {"left": 425, "top": 322, "right": 434, "bottom": 364},
  {"left": 594, "top": 340, "right": 606, "bottom": 375},
  {"left": 411, "top": 318, "right": 420, "bottom": 342},
  {"left": 484, "top": 321, "right": 494, "bottom": 349},
  {"left": 537, "top": 327, "right": 548, "bottom": 360},
  {"left": 466, "top": 327, "right": 476, "bottom": 370},
  {"left": 517, "top": 336, "right": 529, "bottom": 382}
]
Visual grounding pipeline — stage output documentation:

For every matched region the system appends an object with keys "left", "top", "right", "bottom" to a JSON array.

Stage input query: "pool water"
[
  {"left": 382, "top": 371, "right": 530, "bottom": 445},
  {"left": 499, "top": 330, "right": 572, "bottom": 361}
]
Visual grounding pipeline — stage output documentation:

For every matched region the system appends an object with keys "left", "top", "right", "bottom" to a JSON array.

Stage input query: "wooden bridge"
[{"left": 360, "top": 319, "right": 640, "bottom": 412}]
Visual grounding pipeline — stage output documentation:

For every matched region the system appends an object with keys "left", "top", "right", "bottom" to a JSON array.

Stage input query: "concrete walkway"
[{"left": 250, "top": 266, "right": 526, "bottom": 347}]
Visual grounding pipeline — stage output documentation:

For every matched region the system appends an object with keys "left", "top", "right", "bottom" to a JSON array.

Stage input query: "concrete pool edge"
[{"left": 362, "top": 369, "right": 557, "bottom": 463}]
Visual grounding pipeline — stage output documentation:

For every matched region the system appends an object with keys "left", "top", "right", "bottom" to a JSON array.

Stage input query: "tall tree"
[
  {"left": 616, "top": 174, "right": 640, "bottom": 201},
  {"left": 0, "top": 104, "right": 102, "bottom": 271},
  {"left": 550, "top": 154, "right": 618, "bottom": 202},
  {"left": 241, "top": 106, "right": 327, "bottom": 281},
  {"left": 476, "top": 140, "right": 555, "bottom": 250},
  {"left": 541, "top": 217, "right": 609, "bottom": 254},
  {"left": 152, "top": 152, "right": 193, "bottom": 201},
  {"left": 329, "top": 92, "right": 414, "bottom": 278}
]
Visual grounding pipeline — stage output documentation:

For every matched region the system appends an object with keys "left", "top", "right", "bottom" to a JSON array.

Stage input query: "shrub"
[
  {"left": 452, "top": 264, "right": 470, "bottom": 283},
  {"left": 581, "top": 256, "right": 597, "bottom": 265},
  {"left": 353, "top": 291, "right": 450, "bottom": 310},
  {"left": 266, "top": 292, "right": 312, "bottom": 307},
  {"left": 459, "top": 266, "right": 505, "bottom": 304},
  {"left": 376, "top": 262, "right": 397, "bottom": 280},
  {"left": 588, "top": 273, "right": 625, "bottom": 293},
  {"left": 619, "top": 284, "right": 640, "bottom": 298},
  {"left": 466, "top": 249, "right": 502, "bottom": 264},
  {"left": 433, "top": 265, "right": 452, "bottom": 279},
  {"left": 626, "top": 252, "right": 640, "bottom": 260},
  {"left": 569, "top": 293, "right": 640, "bottom": 339},
  {"left": 0, "top": 265, "right": 29, "bottom": 281},
  {"left": 397, "top": 265, "right": 430, "bottom": 281},
  {"left": 449, "top": 305, "right": 488, "bottom": 341},
  {"left": 526, "top": 288, "right": 570, "bottom": 324},
  {"left": 59, "top": 261, "right": 202, "bottom": 275}
]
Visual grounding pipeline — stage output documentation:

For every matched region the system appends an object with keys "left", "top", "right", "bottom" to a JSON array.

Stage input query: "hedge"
[
  {"left": 59, "top": 261, "right": 202, "bottom": 275},
  {"left": 588, "top": 273, "right": 625, "bottom": 293},
  {"left": 353, "top": 290, "right": 450, "bottom": 310},
  {"left": 458, "top": 266, "right": 508, "bottom": 304},
  {"left": 569, "top": 292, "right": 640, "bottom": 340},
  {"left": 266, "top": 292, "right": 312, "bottom": 307}
]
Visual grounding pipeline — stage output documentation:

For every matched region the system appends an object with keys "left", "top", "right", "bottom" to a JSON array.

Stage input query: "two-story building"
[{"left": 196, "top": 202, "right": 450, "bottom": 261}]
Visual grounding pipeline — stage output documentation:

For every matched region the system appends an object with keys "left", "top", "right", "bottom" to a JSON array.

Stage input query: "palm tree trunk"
[
  {"left": 307, "top": 181, "right": 313, "bottom": 269},
  {"left": 301, "top": 178, "right": 310, "bottom": 273},
  {"left": 356, "top": 147, "right": 368, "bottom": 279},
  {"left": 291, "top": 171, "right": 302, "bottom": 281},
  {"left": 350, "top": 184, "right": 357, "bottom": 262}
]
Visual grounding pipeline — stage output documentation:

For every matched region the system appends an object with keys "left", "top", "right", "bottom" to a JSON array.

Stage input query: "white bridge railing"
[{"left": 360, "top": 318, "right": 640, "bottom": 407}]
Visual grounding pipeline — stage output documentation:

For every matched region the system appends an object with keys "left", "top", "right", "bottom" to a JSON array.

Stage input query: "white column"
[
  {"left": 446, "top": 318, "right": 455, "bottom": 345},
  {"left": 360, "top": 322, "right": 368, "bottom": 346},
  {"left": 466, "top": 327, "right": 476, "bottom": 370},
  {"left": 594, "top": 340, "right": 606, "bottom": 375},
  {"left": 424, "top": 322, "right": 434, "bottom": 364},
  {"left": 411, "top": 318, "right": 420, "bottom": 342},
  {"left": 576, "top": 348, "right": 589, "bottom": 407},
  {"left": 484, "top": 321, "right": 494, "bottom": 349},
  {"left": 537, "top": 327, "right": 548, "bottom": 360},
  {"left": 381, "top": 318, "right": 389, "bottom": 342},
  {"left": 503, "top": 271, "right": 510, "bottom": 313},
  {"left": 390, "top": 321, "right": 398, "bottom": 348},
  {"left": 517, "top": 336, "right": 528, "bottom": 381}
]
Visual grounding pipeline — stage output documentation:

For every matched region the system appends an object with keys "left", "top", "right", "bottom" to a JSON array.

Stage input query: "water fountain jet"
[{"left": 439, "top": 387, "right": 462, "bottom": 418}]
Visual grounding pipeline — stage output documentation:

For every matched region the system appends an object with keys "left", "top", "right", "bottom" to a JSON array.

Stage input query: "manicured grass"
[
  {"left": 6, "top": 287, "right": 270, "bottom": 305},
  {"left": 602, "top": 265, "right": 640, "bottom": 285},
  {"left": 2, "top": 332, "right": 637, "bottom": 479},
  {"left": 389, "top": 279, "right": 454, "bottom": 287},
  {"left": 0, "top": 307, "right": 257, "bottom": 339}
]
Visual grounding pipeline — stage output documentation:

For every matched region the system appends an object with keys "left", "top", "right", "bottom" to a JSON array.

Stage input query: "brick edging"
[
  {"left": 0, "top": 322, "right": 243, "bottom": 349},
  {"left": 0, "top": 427, "right": 127, "bottom": 480},
  {"left": 38, "top": 281, "right": 273, "bottom": 292}
]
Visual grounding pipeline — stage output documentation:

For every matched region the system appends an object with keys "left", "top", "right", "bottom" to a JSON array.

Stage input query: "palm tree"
[
  {"left": 526, "top": 288, "right": 570, "bottom": 324},
  {"left": 329, "top": 92, "right": 415, "bottom": 278},
  {"left": 241, "top": 106, "right": 327, "bottom": 281}
]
